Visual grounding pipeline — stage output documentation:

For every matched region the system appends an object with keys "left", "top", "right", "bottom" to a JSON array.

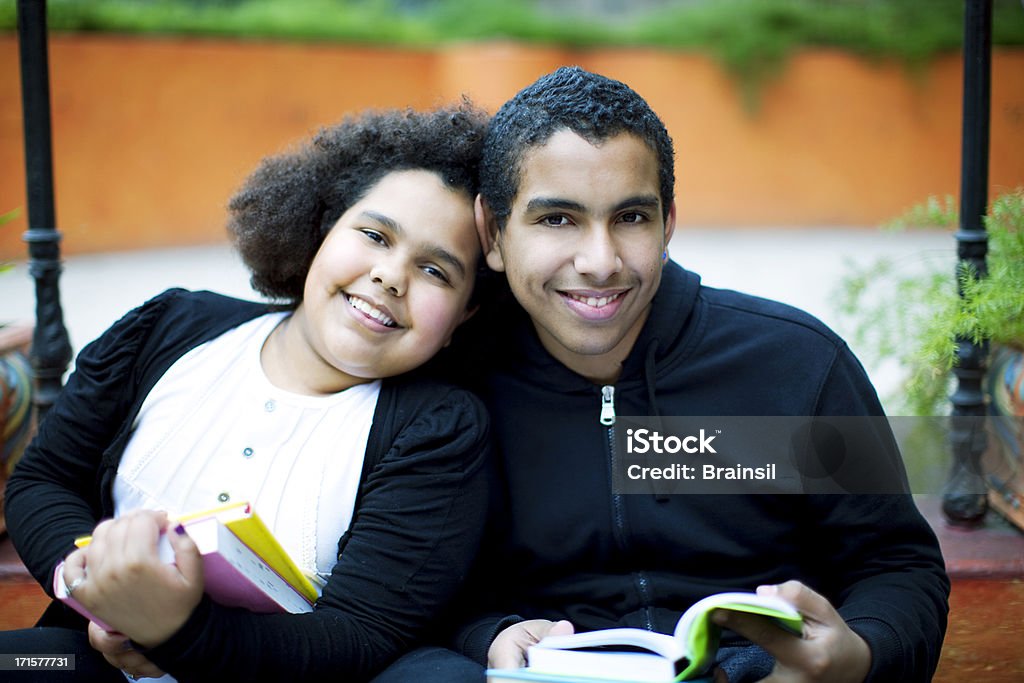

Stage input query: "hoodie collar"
[{"left": 619, "top": 261, "right": 702, "bottom": 381}]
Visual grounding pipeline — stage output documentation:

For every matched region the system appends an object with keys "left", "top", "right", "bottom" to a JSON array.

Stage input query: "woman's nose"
[{"left": 370, "top": 260, "right": 406, "bottom": 296}]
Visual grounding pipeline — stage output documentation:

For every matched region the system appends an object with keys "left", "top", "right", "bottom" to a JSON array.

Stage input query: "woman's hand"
[
  {"left": 62, "top": 509, "right": 205, "bottom": 648},
  {"left": 88, "top": 622, "right": 167, "bottom": 679}
]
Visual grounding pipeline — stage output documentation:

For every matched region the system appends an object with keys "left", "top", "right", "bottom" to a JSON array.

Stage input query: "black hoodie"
[{"left": 449, "top": 262, "right": 949, "bottom": 682}]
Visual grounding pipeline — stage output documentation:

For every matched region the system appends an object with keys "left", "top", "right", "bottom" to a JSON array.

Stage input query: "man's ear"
[
  {"left": 664, "top": 199, "right": 677, "bottom": 245},
  {"left": 475, "top": 194, "right": 506, "bottom": 273}
]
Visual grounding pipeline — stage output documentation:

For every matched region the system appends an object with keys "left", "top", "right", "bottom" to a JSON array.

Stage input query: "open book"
[
  {"left": 55, "top": 502, "right": 316, "bottom": 631},
  {"left": 488, "top": 592, "right": 802, "bottom": 683}
]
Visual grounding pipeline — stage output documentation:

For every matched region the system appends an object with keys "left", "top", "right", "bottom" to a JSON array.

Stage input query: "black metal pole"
[
  {"left": 942, "top": 0, "right": 992, "bottom": 526},
  {"left": 17, "top": 0, "right": 72, "bottom": 422}
]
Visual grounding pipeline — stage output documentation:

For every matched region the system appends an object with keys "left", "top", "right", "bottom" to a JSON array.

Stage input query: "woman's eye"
[
  {"left": 422, "top": 265, "right": 451, "bottom": 285},
  {"left": 361, "top": 229, "right": 387, "bottom": 245}
]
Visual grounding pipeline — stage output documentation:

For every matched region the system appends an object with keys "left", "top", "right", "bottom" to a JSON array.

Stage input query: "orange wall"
[{"left": 1, "top": 35, "right": 1023, "bottom": 259}]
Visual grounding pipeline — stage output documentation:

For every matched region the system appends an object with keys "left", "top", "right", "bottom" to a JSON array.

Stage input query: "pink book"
[
  {"left": 55, "top": 515, "right": 313, "bottom": 630},
  {"left": 53, "top": 561, "right": 117, "bottom": 632}
]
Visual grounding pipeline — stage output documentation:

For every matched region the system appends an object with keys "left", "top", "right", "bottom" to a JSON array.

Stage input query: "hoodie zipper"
[
  {"left": 601, "top": 384, "right": 656, "bottom": 632},
  {"left": 636, "top": 573, "right": 655, "bottom": 631},
  {"left": 601, "top": 385, "right": 629, "bottom": 555},
  {"left": 600, "top": 385, "right": 616, "bottom": 426}
]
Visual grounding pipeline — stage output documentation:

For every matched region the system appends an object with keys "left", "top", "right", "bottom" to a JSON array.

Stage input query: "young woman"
[{"left": 3, "top": 103, "right": 492, "bottom": 682}]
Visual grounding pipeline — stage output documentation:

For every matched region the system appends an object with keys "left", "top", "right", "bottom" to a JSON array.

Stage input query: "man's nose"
[{"left": 574, "top": 226, "right": 622, "bottom": 281}]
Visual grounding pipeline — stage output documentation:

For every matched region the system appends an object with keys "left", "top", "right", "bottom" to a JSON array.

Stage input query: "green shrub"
[{"left": 837, "top": 189, "right": 1024, "bottom": 416}]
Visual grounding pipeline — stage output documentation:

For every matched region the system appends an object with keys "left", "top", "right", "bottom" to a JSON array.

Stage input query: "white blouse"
[{"left": 113, "top": 312, "right": 381, "bottom": 588}]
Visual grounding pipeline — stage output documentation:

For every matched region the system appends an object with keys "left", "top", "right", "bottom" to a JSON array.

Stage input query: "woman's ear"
[
  {"left": 460, "top": 304, "right": 479, "bottom": 326},
  {"left": 475, "top": 194, "right": 506, "bottom": 273},
  {"left": 443, "top": 305, "right": 479, "bottom": 348}
]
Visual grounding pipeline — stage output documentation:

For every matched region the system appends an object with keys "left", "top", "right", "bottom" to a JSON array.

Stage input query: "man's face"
[{"left": 481, "top": 129, "right": 675, "bottom": 384}]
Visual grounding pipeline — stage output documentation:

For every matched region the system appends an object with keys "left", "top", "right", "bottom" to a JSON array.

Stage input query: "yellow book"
[{"left": 75, "top": 501, "right": 319, "bottom": 604}]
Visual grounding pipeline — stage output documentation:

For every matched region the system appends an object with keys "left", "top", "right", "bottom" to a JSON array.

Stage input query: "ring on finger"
[{"left": 66, "top": 575, "right": 87, "bottom": 597}]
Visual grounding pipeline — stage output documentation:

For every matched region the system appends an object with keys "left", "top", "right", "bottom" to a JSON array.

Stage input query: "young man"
[{"left": 376, "top": 67, "right": 949, "bottom": 683}]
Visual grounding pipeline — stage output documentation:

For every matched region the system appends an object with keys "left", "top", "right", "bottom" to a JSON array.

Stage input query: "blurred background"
[
  {"left": 1, "top": 0, "right": 1023, "bottom": 408},
  {"left": 1, "top": 0, "right": 1022, "bottom": 255},
  {"left": 2, "top": 5, "right": 1024, "bottom": 677}
]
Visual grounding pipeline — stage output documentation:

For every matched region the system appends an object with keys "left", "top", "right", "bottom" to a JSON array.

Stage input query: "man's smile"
[{"left": 558, "top": 288, "right": 630, "bottom": 321}]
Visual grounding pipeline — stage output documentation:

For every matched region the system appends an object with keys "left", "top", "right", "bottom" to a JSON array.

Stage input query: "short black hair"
[
  {"left": 228, "top": 102, "right": 488, "bottom": 304},
  {"left": 480, "top": 66, "right": 675, "bottom": 229}
]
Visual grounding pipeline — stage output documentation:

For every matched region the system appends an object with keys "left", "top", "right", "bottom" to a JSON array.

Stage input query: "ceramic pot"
[
  {"left": 0, "top": 323, "right": 34, "bottom": 537},
  {"left": 984, "top": 344, "right": 1024, "bottom": 531}
]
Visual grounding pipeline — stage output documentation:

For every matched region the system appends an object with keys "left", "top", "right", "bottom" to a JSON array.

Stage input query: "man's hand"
[
  {"left": 488, "top": 619, "right": 575, "bottom": 670},
  {"left": 88, "top": 622, "right": 167, "bottom": 679},
  {"left": 61, "top": 509, "right": 205, "bottom": 648},
  {"left": 712, "top": 581, "right": 871, "bottom": 683}
]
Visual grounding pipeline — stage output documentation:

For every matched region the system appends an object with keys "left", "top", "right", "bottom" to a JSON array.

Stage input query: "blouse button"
[
  {"left": 265, "top": 399, "right": 276, "bottom": 413},
  {"left": 242, "top": 447, "right": 254, "bottom": 458},
  {"left": 217, "top": 492, "right": 230, "bottom": 503}
]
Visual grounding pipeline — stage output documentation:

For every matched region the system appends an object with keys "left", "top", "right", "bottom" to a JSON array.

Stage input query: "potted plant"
[
  {"left": 0, "top": 208, "right": 35, "bottom": 538},
  {"left": 837, "top": 188, "right": 1024, "bottom": 528}
]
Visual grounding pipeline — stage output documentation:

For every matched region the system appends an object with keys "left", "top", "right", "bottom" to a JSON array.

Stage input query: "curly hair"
[
  {"left": 480, "top": 66, "right": 675, "bottom": 230},
  {"left": 228, "top": 102, "right": 489, "bottom": 305}
]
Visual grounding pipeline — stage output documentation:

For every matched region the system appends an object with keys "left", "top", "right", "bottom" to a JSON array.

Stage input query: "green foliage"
[
  {"left": 2, "top": 0, "right": 1023, "bottom": 104},
  {"left": 837, "top": 189, "right": 1024, "bottom": 416},
  {"left": 959, "top": 192, "right": 1024, "bottom": 348},
  {"left": 0, "top": 207, "right": 20, "bottom": 275},
  {"left": 625, "top": 0, "right": 985, "bottom": 109},
  {"left": 883, "top": 194, "right": 958, "bottom": 231}
]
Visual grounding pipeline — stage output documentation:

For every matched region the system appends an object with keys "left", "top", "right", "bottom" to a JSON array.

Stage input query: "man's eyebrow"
[
  {"left": 360, "top": 210, "right": 467, "bottom": 280},
  {"left": 612, "top": 195, "right": 661, "bottom": 212},
  {"left": 524, "top": 197, "right": 587, "bottom": 214},
  {"left": 524, "top": 195, "right": 661, "bottom": 215}
]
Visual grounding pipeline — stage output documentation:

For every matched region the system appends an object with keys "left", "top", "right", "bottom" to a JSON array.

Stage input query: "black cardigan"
[{"left": 5, "top": 289, "right": 491, "bottom": 682}]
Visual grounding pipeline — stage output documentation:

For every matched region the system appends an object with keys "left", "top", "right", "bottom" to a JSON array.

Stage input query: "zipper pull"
[{"left": 600, "top": 385, "right": 616, "bottom": 426}]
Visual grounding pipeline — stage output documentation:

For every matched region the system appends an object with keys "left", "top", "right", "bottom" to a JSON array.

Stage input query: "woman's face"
[{"left": 290, "top": 169, "right": 478, "bottom": 392}]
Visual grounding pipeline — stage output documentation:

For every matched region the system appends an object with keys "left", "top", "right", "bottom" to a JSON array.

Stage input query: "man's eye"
[
  {"left": 619, "top": 212, "right": 648, "bottom": 224},
  {"left": 541, "top": 215, "right": 572, "bottom": 227}
]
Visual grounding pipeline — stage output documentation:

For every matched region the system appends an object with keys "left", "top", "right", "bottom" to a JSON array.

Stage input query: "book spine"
[{"left": 223, "top": 516, "right": 319, "bottom": 603}]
